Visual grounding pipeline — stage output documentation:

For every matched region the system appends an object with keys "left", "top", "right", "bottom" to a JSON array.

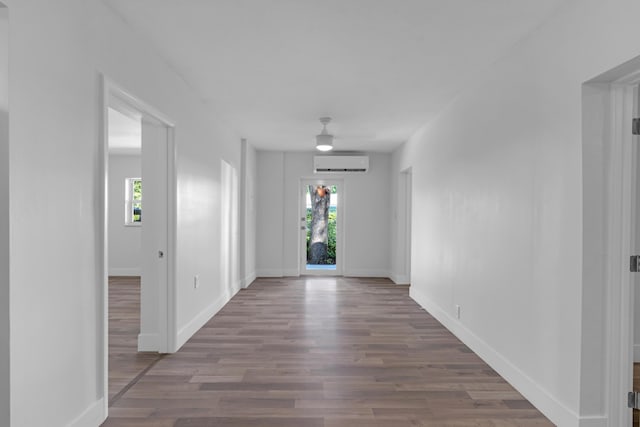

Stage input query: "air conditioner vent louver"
[
  {"left": 313, "top": 155, "right": 369, "bottom": 174},
  {"left": 315, "top": 168, "right": 367, "bottom": 172}
]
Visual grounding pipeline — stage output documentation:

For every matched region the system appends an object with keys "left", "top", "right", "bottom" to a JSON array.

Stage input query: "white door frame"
[
  {"left": 299, "top": 178, "right": 344, "bottom": 276},
  {"left": 98, "top": 75, "right": 177, "bottom": 414},
  {"left": 606, "top": 80, "right": 635, "bottom": 427},
  {"left": 590, "top": 69, "right": 640, "bottom": 426}
]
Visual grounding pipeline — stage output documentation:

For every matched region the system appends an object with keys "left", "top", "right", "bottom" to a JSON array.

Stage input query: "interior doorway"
[
  {"left": 100, "top": 78, "right": 177, "bottom": 412},
  {"left": 105, "top": 104, "right": 154, "bottom": 403},
  {"left": 300, "top": 180, "right": 342, "bottom": 275},
  {"left": 583, "top": 63, "right": 640, "bottom": 427}
]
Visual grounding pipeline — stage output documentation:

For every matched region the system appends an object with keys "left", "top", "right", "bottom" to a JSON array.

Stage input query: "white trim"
[
  {"left": 634, "top": 345, "right": 640, "bottom": 363},
  {"left": 256, "top": 269, "right": 284, "bottom": 277},
  {"left": 66, "top": 397, "right": 106, "bottom": 427},
  {"left": 283, "top": 268, "right": 299, "bottom": 277},
  {"left": 107, "top": 80, "right": 175, "bottom": 127},
  {"left": 389, "top": 272, "right": 410, "bottom": 284},
  {"left": 108, "top": 268, "right": 141, "bottom": 276},
  {"left": 410, "top": 286, "right": 580, "bottom": 427},
  {"left": 166, "top": 124, "right": 178, "bottom": 353},
  {"left": 176, "top": 281, "right": 242, "bottom": 349},
  {"left": 137, "top": 333, "right": 159, "bottom": 351},
  {"left": 605, "top": 81, "right": 636, "bottom": 427},
  {"left": 98, "top": 78, "right": 109, "bottom": 416},
  {"left": 242, "top": 273, "right": 256, "bottom": 288},
  {"left": 577, "top": 417, "right": 607, "bottom": 427}
]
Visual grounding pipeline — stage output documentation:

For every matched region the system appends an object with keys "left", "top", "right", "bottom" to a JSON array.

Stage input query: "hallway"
[{"left": 102, "top": 277, "right": 551, "bottom": 427}]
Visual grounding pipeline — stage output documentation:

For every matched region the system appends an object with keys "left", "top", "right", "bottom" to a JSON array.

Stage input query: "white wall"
[
  {"left": 0, "top": 5, "right": 8, "bottom": 425},
  {"left": 256, "top": 151, "right": 391, "bottom": 277},
  {"left": 241, "top": 140, "right": 257, "bottom": 287},
  {"left": 108, "top": 154, "right": 141, "bottom": 276},
  {"left": 255, "top": 152, "right": 285, "bottom": 276},
  {"left": 6, "top": 1, "right": 243, "bottom": 425},
  {"left": 392, "top": 0, "right": 640, "bottom": 424}
]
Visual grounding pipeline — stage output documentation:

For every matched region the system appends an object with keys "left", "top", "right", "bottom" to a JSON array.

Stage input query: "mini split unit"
[{"left": 313, "top": 155, "right": 369, "bottom": 173}]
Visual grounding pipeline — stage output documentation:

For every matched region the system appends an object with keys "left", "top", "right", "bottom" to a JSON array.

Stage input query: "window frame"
[{"left": 124, "top": 177, "right": 142, "bottom": 226}]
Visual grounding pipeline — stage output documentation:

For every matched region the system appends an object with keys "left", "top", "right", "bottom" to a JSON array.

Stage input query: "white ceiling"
[
  {"left": 108, "top": 107, "right": 141, "bottom": 155},
  {"left": 103, "top": 0, "right": 566, "bottom": 152}
]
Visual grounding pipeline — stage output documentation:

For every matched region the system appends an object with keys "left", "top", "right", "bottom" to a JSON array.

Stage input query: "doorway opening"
[
  {"left": 100, "top": 78, "right": 177, "bottom": 413},
  {"left": 106, "top": 105, "right": 157, "bottom": 404},
  {"left": 582, "top": 60, "right": 640, "bottom": 426},
  {"left": 301, "top": 180, "right": 342, "bottom": 275}
]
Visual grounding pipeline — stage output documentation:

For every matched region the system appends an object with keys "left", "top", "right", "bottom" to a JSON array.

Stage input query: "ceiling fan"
[
  {"left": 314, "top": 117, "right": 377, "bottom": 151},
  {"left": 315, "top": 117, "right": 334, "bottom": 151}
]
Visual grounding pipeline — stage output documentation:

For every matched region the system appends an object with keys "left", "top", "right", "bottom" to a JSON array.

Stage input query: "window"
[{"left": 125, "top": 177, "right": 142, "bottom": 225}]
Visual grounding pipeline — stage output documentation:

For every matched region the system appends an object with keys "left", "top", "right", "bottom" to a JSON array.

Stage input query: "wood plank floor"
[
  {"left": 103, "top": 276, "right": 553, "bottom": 426},
  {"left": 109, "top": 276, "right": 162, "bottom": 403}
]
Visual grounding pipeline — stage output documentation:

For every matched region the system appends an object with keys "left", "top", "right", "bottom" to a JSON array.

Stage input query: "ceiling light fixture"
[{"left": 315, "top": 117, "right": 334, "bottom": 151}]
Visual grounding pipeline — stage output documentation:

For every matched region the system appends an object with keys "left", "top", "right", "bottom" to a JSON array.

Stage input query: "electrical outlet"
[
  {"left": 194, "top": 275, "right": 199, "bottom": 289},
  {"left": 455, "top": 304, "right": 461, "bottom": 319}
]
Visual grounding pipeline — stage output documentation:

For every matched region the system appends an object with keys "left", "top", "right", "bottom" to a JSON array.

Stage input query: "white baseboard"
[
  {"left": 578, "top": 416, "right": 607, "bottom": 427},
  {"left": 343, "top": 269, "right": 390, "bottom": 278},
  {"left": 410, "top": 286, "right": 581, "bottom": 427},
  {"left": 137, "top": 333, "right": 159, "bottom": 351},
  {"left": 66, "top": 397, "right": 106, "bottom": 427},
  {"left": 256, "top": 268, "right": 283, "bottom": 277},
  {"left": 634, "top": 344, "right": 640, "bottom": 362},
  {"left": 242, "top": 272, "right": 257, "bottom": 288},
  {"left": 176, "top": 281, "right": 242, "bottom": 349},
  {"left": 108, "top": 267, "right": 141, "bottom": 276},
  {"left": 283, "top": 269, "right": 299, "bottom": 277},
  {"left": 389, "top": 272, "right": 410, "bottom": 284}
]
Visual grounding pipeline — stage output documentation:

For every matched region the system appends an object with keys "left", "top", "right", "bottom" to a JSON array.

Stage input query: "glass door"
[{"left": 300, "top": 180, "right": 341, "bottom": 275}]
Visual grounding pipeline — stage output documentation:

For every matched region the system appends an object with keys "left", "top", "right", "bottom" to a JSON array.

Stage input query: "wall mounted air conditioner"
[{"left": 313, "top": 155, "right": 369, "bottom": 173}]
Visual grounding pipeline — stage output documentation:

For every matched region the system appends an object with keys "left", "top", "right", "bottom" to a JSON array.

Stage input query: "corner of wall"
[
  {"left": 389, "top": 272, "right": 410, "bottom": 285},
  {"left": 242, "top": 272, "right": 257, "bottom": 288}
]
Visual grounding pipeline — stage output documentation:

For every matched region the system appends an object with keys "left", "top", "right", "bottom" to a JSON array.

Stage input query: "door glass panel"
[{"left": 305, "top": 184, "right": 337, "bottom": 271}]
